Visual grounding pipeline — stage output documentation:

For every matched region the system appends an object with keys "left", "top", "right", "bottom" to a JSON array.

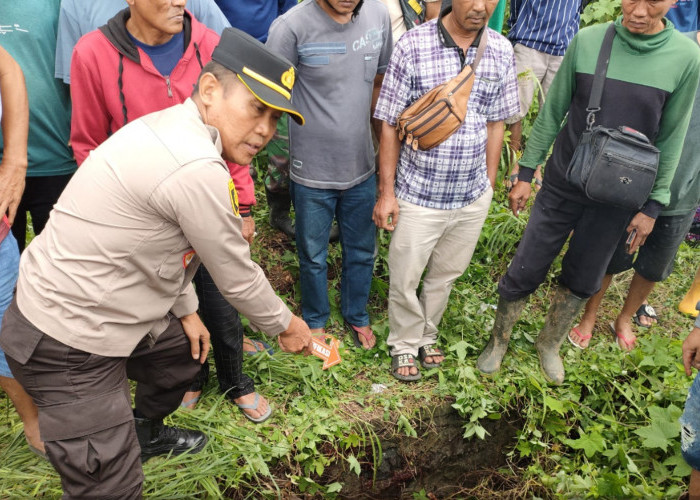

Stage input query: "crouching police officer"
[{"left": 0, "top": 28, "right": 311, "bottom": 499}]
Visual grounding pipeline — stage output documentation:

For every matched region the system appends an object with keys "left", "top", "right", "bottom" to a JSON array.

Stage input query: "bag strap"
[
  {"left": 586, "top": 23, "right": 616, "bottom": 130},
  {"left": 472, "top": 27, "right": 488, "bottom": 72},
  {"left": 449, "top": 28, "right": 489, "bottom": 95}
]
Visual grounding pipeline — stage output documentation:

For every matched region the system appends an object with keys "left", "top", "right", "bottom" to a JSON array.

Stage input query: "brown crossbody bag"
[{"left": 397, "top": 29, "right": 488, "bottom": 151}]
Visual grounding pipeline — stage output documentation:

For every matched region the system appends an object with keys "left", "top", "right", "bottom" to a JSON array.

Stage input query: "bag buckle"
[{"left": 585, "top": 107, "right": 599, "bottom": 130}]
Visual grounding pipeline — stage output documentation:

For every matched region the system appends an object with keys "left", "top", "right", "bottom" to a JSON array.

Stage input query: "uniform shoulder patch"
[
  {"left": 182, "top": 250, "right": 196, "bottom": 268},
  {"left": 228, "top": 178, "right": 240, "bottom": 217}
]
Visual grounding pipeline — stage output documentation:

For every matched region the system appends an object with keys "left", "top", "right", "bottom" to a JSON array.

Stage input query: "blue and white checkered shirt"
[{"left": 374, "top": 16, "right": 519, "bottom": 210}]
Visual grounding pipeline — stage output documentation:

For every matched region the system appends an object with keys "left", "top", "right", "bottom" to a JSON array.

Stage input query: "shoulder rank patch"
[{"left": 228, "top": 178, "right": 239, "bottom": 217}]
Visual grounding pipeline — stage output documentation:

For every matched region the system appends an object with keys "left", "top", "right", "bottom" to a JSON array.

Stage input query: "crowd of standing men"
[{"left": 0, "top": 0, "right": 700, "bottom": 498}]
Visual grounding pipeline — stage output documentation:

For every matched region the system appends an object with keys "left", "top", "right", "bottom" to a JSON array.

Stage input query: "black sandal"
[
  {"left": 418, "top": 345, "right": 444, "bottom": 369},
  {"left": 391, "top": 353, "right": 421, "bottom": 382},
  {"left": 633, "top": 304, "right": 657, "bottom": 328}
]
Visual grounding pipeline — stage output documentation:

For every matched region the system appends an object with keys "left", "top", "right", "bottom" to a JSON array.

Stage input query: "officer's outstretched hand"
[
  {"left": 180, "top": 312, "right": 211, "bottom": 364},
  {"left": 278, "top": 315, "right": 313, "bottom": 355}
]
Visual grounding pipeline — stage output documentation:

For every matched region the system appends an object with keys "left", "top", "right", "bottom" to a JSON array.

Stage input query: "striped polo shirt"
[{"left": 508, "top": 0, "right": 582, "bottom": 56}]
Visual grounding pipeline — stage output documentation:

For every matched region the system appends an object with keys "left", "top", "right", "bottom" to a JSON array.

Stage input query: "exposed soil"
[
  {"left": 254, "top": 227, "right": 341, "bottom": 300},
  {"left": 248, "top": 402, "right": 537, "bottom": 500},
  {"left": 249, "top": 226, "right": 541, "bottom": 499},
  {"left": 256, "top": 229, "right": 296, "bottom": 296},
  {"left": 329, "top": 403, "right": 527, "bottom": 499}
]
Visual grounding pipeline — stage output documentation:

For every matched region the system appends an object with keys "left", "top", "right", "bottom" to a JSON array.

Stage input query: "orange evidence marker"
[{"left": 310, "top": 335, "right": 342, "bottom": 370}]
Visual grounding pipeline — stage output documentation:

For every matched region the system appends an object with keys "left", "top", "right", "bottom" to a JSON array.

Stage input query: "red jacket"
[{"left": 70, "top": 9, "right": 254, "bottom": 209}]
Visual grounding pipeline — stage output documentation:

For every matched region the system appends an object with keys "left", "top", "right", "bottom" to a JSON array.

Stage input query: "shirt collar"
[
  {"left": 437, "top": 6, "right": 483, "bottom": 49},
  {"left": 184, "top": 98, "right": 223, "bottom": 155}
]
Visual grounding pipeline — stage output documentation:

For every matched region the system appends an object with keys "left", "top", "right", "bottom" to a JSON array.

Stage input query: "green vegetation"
[
  {"left": 1, "top": 6, "right": 698, "bottom": 498},
  {"left": 1, "top": 179, "right": 697, "bottom": 497},
  {"left": 582, "top": 0, "right": 622, "bottom": 27}
]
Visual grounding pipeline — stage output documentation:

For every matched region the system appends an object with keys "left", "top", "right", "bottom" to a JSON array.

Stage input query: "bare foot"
[
  {"left": 309, "top": 328, "right": 326, "bottom": 335},
  {"left": 637, "top": 314, "right": 655, "bottom": 327},
  {"left": 396, "top": 363, "right": 419, "bottom": 377},
  {"left": 568, "top": 325, "right": 592, "bottom": 349},
  {"left": 422, "top": 354, "right": 445, "bottom": 366},
  {"left": 180, "top": 390, "right": 201, "bottom": 410},
  {"left": 234, "top": 392, "right": 269, "bottom": 420}
]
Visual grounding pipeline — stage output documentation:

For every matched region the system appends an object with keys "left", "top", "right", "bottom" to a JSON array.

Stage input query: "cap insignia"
[{"left": 281, "top": 67, "right": 295, "bottom": 90}]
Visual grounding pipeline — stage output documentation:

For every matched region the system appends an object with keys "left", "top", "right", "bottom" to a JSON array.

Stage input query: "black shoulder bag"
[{"left": 566, "top": 23, "right": 660, "bottom": 210}]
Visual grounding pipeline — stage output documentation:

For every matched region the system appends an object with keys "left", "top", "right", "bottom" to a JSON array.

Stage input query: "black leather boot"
[{"left": 134, "top": 416, "right": 208, "bottom": 463}]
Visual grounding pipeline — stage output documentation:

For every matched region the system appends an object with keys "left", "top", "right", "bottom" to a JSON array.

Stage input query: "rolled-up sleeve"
[{"left": 170, "top": 283, "right": 199, "bottom": 318}]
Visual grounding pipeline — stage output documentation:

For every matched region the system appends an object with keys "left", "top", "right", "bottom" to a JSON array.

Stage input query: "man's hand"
[
  {"left": 0, "top": 46, "right": 28, "bottom": 223},
  {"left": 277, "top": 314, "right": 313, "bottom": 355},
  {"left": 0, "top": 161, "right": 25, "bottom": 224},
  {"left": 241, "top": 216, "right": 255, "bottom": 245},
  {"left": 372, "top": 194, "right": 399, "bottom": 231},
  {"left": 626, "top": 212, "right": 656, "bottom": 254},
  {"left": 180, "top": 312, "right": 210, "bottom": 364},
  {"left": 508, "top": 179, "right": 531, "bottom": 216},
  {"left": 683, "top": 327, "right": 700, "bottom": 376}
]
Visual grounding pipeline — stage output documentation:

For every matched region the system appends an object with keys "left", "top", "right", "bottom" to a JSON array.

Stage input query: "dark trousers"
[
  {"left": 11, "top": 173, "right": 72, "bottom": 252},
  {"left": 607, "top": 209, "right": 696, "bottom": 282},
  {"left": 3, "top": 301, "right": 200, "bottom": 499},
  {"left": 192, "top": 265, "right": 255, "bottom": 399},
  {"left": 498, "top": 186, "right": 634, "bottom": 300}
]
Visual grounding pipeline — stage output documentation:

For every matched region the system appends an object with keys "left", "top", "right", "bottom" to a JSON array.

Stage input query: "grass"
[
  {"left": 1, "top": 182, "right": 698, "bottom": 498},
  {"left": 4, "top": 8, "right": 691, "bottom": 492}
]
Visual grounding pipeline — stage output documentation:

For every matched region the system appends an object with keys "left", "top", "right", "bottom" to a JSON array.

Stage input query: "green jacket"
[{"left": 520, "top": 18, "right": 700, "bottom": 216}]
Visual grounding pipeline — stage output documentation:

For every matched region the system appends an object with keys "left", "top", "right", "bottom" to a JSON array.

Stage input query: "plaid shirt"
[{"left": 374, "top": 15, "right": 518, "bottom": 210}]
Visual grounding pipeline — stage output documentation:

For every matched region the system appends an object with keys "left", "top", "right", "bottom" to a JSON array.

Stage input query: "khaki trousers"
[
  {"left": 505, "top": 43, "right": 564, "bottom": 124},
  {"left": 387, "top": 187, "right": 492, "bottom": 356}
]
